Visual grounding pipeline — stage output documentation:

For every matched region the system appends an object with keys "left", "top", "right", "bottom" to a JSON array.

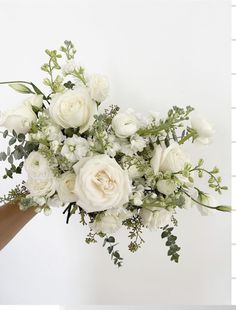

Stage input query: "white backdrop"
[{"left": 0, "top": 0, "right": 231, "bottom": 305}]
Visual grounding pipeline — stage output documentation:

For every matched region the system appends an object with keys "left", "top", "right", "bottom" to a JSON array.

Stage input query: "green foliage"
[
  {"left": 123, "top": 215, "right": 145, "bottom": 253},
  {"left": 161, "top": 225, "right": 180, "bottom": 263},
  {"left": 0, "top": 130, "right": 38, "bottom": 179},
  {"left": 103, "top": 236, "right": 123, "bottom": 267},
  {"left": 0, "top": 184, "right": 27, "bottom": 205},
  {"left": 138, "top": 106, "right": 194, "bottom": 137},
  {"left": 41, "top": 48, "right": 64, "bottom": 93},
  {"left": 9, "top": 83, "right": 33, "bottom": 94},
  {"left": 60, "top": 40, "right": 76, "bottom": 60}
]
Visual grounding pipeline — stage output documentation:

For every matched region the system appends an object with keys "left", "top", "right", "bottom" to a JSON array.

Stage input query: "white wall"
[{"left": 0, "top": 0, "right": 231, "bottom": 305}]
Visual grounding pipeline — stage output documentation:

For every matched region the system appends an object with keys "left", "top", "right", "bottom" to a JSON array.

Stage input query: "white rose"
[
  {"left": 140, "top": 207, "right": 172, "bottom": 230},
  {"left": 24, "top": 94, "right": 43, "bottom": 109},
  {"left": 25, "top": 176, "right": 56, "bottom": 198},
  {"left": 24, "top": 151, "right": 51, "bottom": 179},
  {"left": 88, "top": 73, "right": 109, "bottom": 102},
  {"left": 196, "top": 193, "right": 218, "bottom": 216},
  {"left": 73, "top": 155, "right": 131, "bottom": 213},
  {"left": 191, "top": 114, "right": 215, "bottom": 145},
  {"left": 56, "top": 172, "right": 77, "bottom": 203},
  {"left": 112, "top": 112, "right": 139, "bottom": 138},
  {"left": 90, "top": 208, "right": 131, "bottom": 234},
  {"left": 158, "top": 142, "right": 190, "bottom": 173},
  {"left": 0, "top": 102, "right": 36, "bottom": 134},
  {"left": 150, "top": 144, "right": 163, "bottom": 174},
  {"left": 49, "top": 88, "right": 96, "bottom": 133},
  {"left": 61, "top": 135, "right": 89, "bottom": 162},
  {"left": 156, "top": 179, "right": 177, "bottom": 196}
]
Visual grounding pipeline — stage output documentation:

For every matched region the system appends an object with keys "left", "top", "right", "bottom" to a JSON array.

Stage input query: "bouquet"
[{"left": 0, "top": 41, "right": 230, "bottom": 267}]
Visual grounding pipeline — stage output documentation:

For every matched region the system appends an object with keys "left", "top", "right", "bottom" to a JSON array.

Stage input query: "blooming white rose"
[
  {"left": 0, "top": 102, "right": 37, "bottom": 134},
  {"left": 161, "top": 142, "right": 190, "bottom": 172},
  {"left": 24, "top": 151, "right": 51, "bottom": 179},
  {"left": 196, "top": 193, "right": 218, "bottom": 216},
  {"left": 73, "top": 155, "right": 131, "bottom": 213},
  {"left": 112, "top": 111, "right": 139, "bottom": 138},
  {"left": 88, "top": 73, "right": 109, "bottom": 102},
  {"left": 25, "top": 176, "right": 56, "bottom": 197},
  {"left": 24, "top": 94, "right": 43, "bottom": 109},
  {"left": 56, "top": 172, "right": 77, "bottom": 203},
  {"left": 191, "top": 114, "right": 215, "bottom": 145},
  {"left": 90, "top": 207, "right": 131, "bottom": 234},
  {"left": 49, "top": 88, "right": 96, "bottom": 133},
  {"left": 156, "top": 179, "right": 177, "bottom": 196},
  {"left": 140, "top": 207, "right": 172, "bottom": 231},
  {"left": 150, "top": 144, "right": 163, "bottom": 174},
  {"left": 61, "top": 135, "right": 89, "bottom": 162}
]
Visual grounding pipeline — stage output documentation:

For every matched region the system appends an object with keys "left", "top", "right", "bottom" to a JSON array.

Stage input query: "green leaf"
[
  {"left": 216, "top": 205, "right": 231, "bottom": 212},
  {"left": 9, "top": 83, "right": 33, "bottom": 94},
  {"left": 17, "top": 133, "right": 25, "bottom": 142},
  {"left": 3, "top": 130, "right": 8, "bottom": 138},
  {"left": 107, "top": 236, "right": 115, "bottom": 243},
  {"left": 9, "top": 137, "right": 16, "bottom": 145},
  {"left": 0, "top": 152, "right": 7, "bottom": 161}
]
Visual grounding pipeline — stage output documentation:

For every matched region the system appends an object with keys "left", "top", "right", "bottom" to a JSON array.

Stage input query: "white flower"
[
  {"left": 161, "top": 143, "right": 190, "bottom": 172},
  {"left": 130, "top": 135, "right": 147, "bottom": 153},
  {"left": 133, "top": 192, "right": 143, "bottom": 206},
  {"left": 50, "top": 140, "right": 61, "bottom": 154},
  {"left": 61, "top": 135, "right": 89, "bottom": 162},
  {"left": 62, "top": 59, "right": 80, "bottom": 76},
  {"left": 43, "top": 124, "right": 64, "bottom": 142},
  {"left": 191, "top": 114, "right": 215, "bottom": 145},
  {"left": 150, "top": 144, "right": 163, "bottom": 174},
  {"left": 0, "top": 102, "right": 36, "bottom": 134},
  {"left": 49, "top": 88, "right": 96, "bottom": 133},
  {"left": 56, "top": 172, "right": 77, "bottom": 203},
  {"left": 24, "top": 94, "right": 43, "bottom": 109},
  {"left": 156, "top": 179, "right": 177, "bottom": 196},
  {"left": 112, "top": 111, "right": 139, "bottom": 138},
  {"left": 196, "top": 193, "right": 218, "bottom": 216},
  {"left": 88, "top": 73, "right": 109, "bottom": 102},
  {"left": 140, "top": 207, "right": 172, "bottom": 230},
  {"left": 90, "top": 207, "right": 131, "bottom": 234},
  {"left": 25, "top": 176, "right": 56, "bottom": 197},
  {"left": 24, "top": 151, "right": 51, "bottom": 179},
  {"left": 73, "top": 155, "right": 131, "bottom": 213}
]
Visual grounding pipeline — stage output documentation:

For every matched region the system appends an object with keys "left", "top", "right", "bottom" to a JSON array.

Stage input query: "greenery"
[{"left": 161, "top": 225, "right": 180, "bottom": 263}]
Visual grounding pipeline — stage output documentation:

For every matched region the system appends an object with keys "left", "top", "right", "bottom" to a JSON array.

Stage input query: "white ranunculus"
[
  {"left": 49, "top": 88, "right": 96, "bottom": 133},
  {"left": 90, "top": 208, "right": 131, "bottom": 234},
  {"left": 150, "top": 144, "right": 163, "bottom": 174},
  {"left": 196, "top": 193, "right": 218, "bottom": 216},
  {"left": 156, "top": 179, "right": 177, "bottom": 196},
  {"left": 140, "top": 207, "right": 172, "bottom": 230},
  {"left": 61, "top": 135, "right": 89, "bottom": 162},
  {"left": 25, "top": 176, "right": 56, "bottom": 197},
  {"left": 56, "top": 172, "right": 77, "bottom": 203},
  {"left": 191, "top": 114, "right": 215, "bottom": 145},
  {"left": 0, "top": 102, "right": 37, "bottom": 134},
  {"left": 160, "top": 142, "right": 190, "bottom": 173},
  {"left": 73, "top": 155, "right": 131, "bottom": 213},
  {"left": 112, "top": 111, "right": 139, "bottom": 139},
  {"left": 24, "top": 151, "right": 51, "bottom": 179},
  {"left": 88, "top": 73, "right": 109, "bottom": 102},
  {"left": 24, "top": 94, "right": 43, "bottom": 109}
]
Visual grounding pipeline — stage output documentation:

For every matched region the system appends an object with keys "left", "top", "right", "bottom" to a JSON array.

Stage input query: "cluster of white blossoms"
[{"left": 0, "top": 41, "right": 230, "bottom": 267}]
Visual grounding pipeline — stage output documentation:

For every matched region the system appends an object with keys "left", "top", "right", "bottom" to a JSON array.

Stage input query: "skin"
[{"left": 0, "top": 201, "right": 36, "bottom": 250}]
